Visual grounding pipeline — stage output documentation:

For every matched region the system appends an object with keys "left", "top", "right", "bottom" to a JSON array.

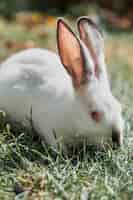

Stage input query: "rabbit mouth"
[{"left": 112, "top": 129, "right": 121, "bottom": 149}]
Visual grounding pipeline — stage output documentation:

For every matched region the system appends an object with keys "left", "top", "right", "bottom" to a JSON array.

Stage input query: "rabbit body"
[
  {"left": 0, "top": 49, "right": 109, "bottom": 146},
  {"left": 0, "top": 18, "right": 123, "bottom": 148}
]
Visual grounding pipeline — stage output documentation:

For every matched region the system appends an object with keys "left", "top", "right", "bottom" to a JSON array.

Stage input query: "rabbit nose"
[{"left": 112, "top": 128, "right": 121, "bottom": 149}]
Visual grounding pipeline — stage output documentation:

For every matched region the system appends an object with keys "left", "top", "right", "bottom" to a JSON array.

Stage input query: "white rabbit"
[{"left": 0, "top": 17, "right": 123, "bottom": 149}]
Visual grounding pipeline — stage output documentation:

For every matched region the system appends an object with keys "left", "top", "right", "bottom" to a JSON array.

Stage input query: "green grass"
[{"left": 0, "top": 16, "right": 133, "bottom": 200}]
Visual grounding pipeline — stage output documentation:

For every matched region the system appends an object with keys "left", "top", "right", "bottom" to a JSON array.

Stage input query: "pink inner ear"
[{"left": 58, "top": 20, "right": 85, "bottom": 87}]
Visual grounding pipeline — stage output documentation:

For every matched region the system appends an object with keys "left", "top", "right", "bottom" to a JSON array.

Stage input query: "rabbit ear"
[
  {"left": 77, "top": 17, "right": 104, "bottom": 78},
  {"left": 57, "top": 19, "right": 87, "bottom": 88}
]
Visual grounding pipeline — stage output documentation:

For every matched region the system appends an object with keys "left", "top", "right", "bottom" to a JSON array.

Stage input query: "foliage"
[
  {"left": 0, "top": 0, "right": 16, "bottom": 19},
  {"left": 98, "top": 0, "right": 128, "bottom": 14}
]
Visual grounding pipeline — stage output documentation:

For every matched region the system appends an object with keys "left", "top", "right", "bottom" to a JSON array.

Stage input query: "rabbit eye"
[{"left": 91, "top": 111, "right": 103, "bottom": 122}]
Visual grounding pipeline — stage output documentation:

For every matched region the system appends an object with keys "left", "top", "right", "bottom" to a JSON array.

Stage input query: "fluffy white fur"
[{"left": 0, "top": 18, "right": 123, "bottom": 149}]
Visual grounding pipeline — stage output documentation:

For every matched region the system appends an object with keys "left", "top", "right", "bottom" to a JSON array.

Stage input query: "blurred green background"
[{"left": 1, "top": 0, "right": 133, "bottom": 18}]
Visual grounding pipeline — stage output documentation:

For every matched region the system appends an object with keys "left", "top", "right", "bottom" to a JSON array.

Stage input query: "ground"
[{"left": 0, "top": 11, "right": 133, "bottom": 200}]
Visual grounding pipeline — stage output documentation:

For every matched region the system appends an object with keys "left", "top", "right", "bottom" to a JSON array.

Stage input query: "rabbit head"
[{"left": 57, "top": 17, "right": 123, "bottom": 148}]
